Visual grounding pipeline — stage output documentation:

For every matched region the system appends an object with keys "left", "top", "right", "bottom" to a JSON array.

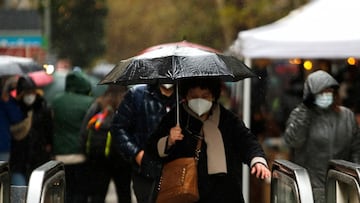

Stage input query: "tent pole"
[{"left": 242, "top": 58, "right": 252, "bottom": 203}]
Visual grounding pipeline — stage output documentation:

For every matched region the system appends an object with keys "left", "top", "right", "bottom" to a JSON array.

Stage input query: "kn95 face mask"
[
  {"left": 161, "top": 84, "right": 174, "bottom": 89},
  {"left": 188, "top": 98, "right": 212, "bottom": 116}
]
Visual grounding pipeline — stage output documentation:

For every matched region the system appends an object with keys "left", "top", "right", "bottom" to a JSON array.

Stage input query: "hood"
[
  {"left": 65, "top": 71, "right": 92, "bottom": 95},
  {"left": 303, "top": 70, "right": 339, "bottom": 100}
]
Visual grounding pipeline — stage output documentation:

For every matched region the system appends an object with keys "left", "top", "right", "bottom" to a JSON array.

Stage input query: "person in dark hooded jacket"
[
  {"left": 283, "top": 70, "right": 360, "bottom": 203},
  {"left": 9, "top": 75, "right": 53, "bottom": 186},
  {"left": 51, "top": 70, "right": 94, "bottom": 203}
]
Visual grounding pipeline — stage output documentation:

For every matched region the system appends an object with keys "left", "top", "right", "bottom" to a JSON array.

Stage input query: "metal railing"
[
  {"left": 0, "top": 161, "right": 10, "bottom": 203},
  {"left": 26, "top": 160, "right": 65, "bottom": 203},
  {"left": 271, "top": 159, "right": 314, "bottom": 203},
  {"left": 326, "top": 159, "right": 360, "bottom": 203}
]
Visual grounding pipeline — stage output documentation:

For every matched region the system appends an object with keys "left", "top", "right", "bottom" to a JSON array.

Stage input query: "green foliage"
[
  {"left": 106, "top": 0, "right": 224, "bottom": 62},
  {"left": 50, "top": 0, "right": 107, "bottom": 68},
  {"left": 218, "top": 0, "right": 308, "bottom": 46},
  {"left": 42, "top": 0, "right": 308, "bottom": 68},
  {"left": 105, "top": 0, "right": 307, "bottom": 63}
]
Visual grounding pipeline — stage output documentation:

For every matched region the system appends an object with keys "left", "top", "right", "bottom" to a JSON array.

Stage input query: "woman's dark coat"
[
  {"left": 10, "top": 95, "right": 53, "bottom": 181},
  {"left": 146, "top": 103, "right": 266, "bottom": 203}
]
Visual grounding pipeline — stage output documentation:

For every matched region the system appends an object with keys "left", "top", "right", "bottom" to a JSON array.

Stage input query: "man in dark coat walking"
[{"left": 111, "top": 83, "right": 176, "bottom": 203}]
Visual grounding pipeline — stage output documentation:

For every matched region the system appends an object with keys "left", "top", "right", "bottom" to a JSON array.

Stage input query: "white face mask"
[
  {"left": 23, "top": 94, "right": 36, "bottom": 106},
  {"left": 161, "top": 84, "right": 174, "bottom": 89},
  {"left": 188, "top": 98, "right": 212, "bottom": 116},
  {"left": 315, "top": 92, "right": 333, "bottom": 109}
]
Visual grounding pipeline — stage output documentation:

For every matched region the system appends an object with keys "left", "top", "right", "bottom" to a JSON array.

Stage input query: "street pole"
[
  {"left": 242, "top": 58, "right": 252, "bottom": 203},
  {"left": 43, "top": 0, "right": 51, "bottom": 62}
]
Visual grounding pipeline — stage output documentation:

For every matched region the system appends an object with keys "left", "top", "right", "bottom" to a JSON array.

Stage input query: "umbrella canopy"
[
  {"left": 138, "top": 40, "right": 221, "bottom": 55},
  {"left": 99, "top": 41, "right": 257, "bottom": 125},
  {"left": 0, "top": 60, "right": 24, "bottom": 76},
  {"left": 99, "top": 41, "right": 257, "bottom": 85},
  {"left": 1, "top": 55, "right": 44, "bottom": 79},
  {"left": 27, "top": 70, "right": 54, "bottom": 87}
]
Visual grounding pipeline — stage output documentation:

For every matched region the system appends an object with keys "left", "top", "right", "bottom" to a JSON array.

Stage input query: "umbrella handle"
[{"left": 176, "top": 82, "right": 179, "bottom": 125}]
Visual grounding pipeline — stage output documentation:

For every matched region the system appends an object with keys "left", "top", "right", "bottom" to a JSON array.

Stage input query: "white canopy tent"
[
  {"left": 229, "top": 0, "right": 360, "bottom": 202},
  {"left": 230, "top": 0, "right": 360, "bottom": 59}
]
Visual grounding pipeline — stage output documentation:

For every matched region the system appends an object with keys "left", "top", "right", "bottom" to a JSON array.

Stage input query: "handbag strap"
[
  {"left": 184, "top": 113, "right": 203, "bottom": 161},
  {"left": 194, "top": 132, "right": 203, "bottom": 161}
]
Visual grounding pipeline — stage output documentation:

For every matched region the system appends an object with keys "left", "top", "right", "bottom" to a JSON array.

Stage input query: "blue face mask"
[{"left": 314, "top": 92, "right": 333, "bottom": 109}]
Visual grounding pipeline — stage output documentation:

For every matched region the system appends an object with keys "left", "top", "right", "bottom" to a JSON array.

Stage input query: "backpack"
[{"left": 85, "top": 107, "right": 114, "bottom": 160}]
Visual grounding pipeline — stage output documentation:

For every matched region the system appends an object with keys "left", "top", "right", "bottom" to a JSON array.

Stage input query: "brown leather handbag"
[{"left": 156, "top": 138, "right": 202, "bottom": 203}]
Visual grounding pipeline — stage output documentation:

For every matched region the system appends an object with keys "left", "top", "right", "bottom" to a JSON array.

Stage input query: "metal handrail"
[
  {"left": 326, "top": 159, "right": 360, "bottom": 203},
  {"left": 26, "top": 160, "right": 65, "bottom": 203},
  {"left": 328, "top": 160, "right": 360, "bottom": 181},
  {"left": 0, "top": 161, "right": 10, "bottom": 203},
  {"left": 271, "top": 159, "right": 314, "bottom": 203}
]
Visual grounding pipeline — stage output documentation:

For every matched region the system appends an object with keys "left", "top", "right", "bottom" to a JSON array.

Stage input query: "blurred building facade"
[{"left": 0, "top": 0, "right": 46, "bottom": 63}]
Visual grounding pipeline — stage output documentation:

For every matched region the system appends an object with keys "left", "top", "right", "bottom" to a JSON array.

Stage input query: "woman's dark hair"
[
  {"left": 16, "top": 75, "right": 36, "bottom": 95},
  {"left": 179, "top": 77, "right": 222, "bottom": 101}
]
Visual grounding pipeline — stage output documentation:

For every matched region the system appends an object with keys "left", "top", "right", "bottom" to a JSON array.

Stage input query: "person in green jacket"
[{"left": 51, "top": 70, "right": 94, "bottom": 203}]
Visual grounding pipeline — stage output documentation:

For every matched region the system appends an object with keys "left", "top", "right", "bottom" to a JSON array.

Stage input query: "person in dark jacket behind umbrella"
[
  {"left": 51, "top": 70, "right": 94, "bottom": 203},
  {"left": 9, "top": 75, "right": 53, "bottom": 185},
  {"left": 283, "top": 70, "right": 360, "bottom": 203},
  {"left": 111, "top": 83, "right": 176, "bottom": 203},
  {"left": 146, "top": 77, "right": 271, "bottom": 203}
]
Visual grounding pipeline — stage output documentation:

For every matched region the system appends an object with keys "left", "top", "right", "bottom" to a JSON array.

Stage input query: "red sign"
[{"left": 0, "top": 47, "right": 47, "bottom": 63}]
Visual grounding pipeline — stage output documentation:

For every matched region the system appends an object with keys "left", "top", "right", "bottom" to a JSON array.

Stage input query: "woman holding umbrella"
[{"left": 146, "top": 77, "right": 271, "bottom": 203}]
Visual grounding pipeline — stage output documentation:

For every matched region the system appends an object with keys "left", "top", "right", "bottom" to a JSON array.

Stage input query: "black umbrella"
[
  {"left": 99, "top": 41, "right": 256, "bottom": 85},
  {"left": 99, "top": 41, "right": 258, "bottom": 123}
]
